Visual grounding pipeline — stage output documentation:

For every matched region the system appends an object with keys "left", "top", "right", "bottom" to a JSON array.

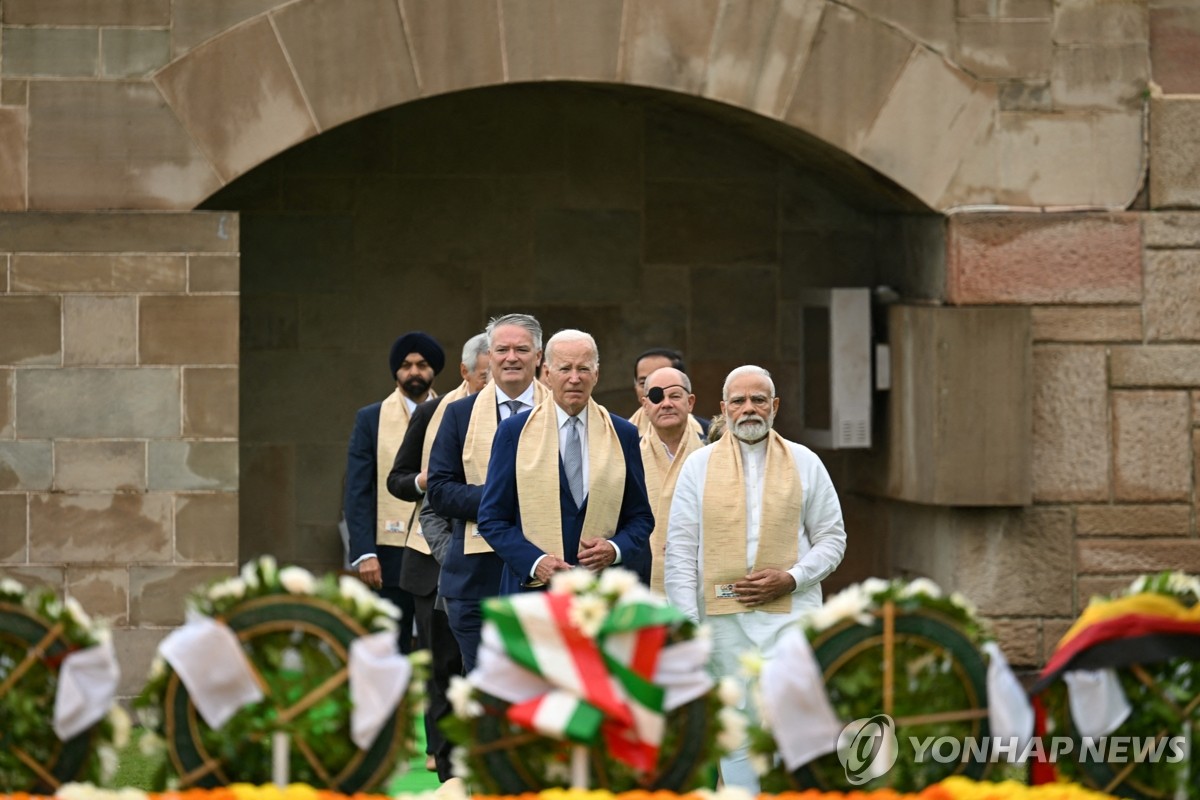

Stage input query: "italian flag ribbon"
[{"left": 482, "top": 588, "right": 685, "bottom": 771}]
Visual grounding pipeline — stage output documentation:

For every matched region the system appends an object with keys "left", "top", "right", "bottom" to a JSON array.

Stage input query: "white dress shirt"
[{"left": 497, "top": 383, "right": 537, "bottom": 419}]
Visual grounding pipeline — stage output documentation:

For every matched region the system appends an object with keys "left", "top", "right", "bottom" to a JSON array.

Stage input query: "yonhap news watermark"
[{"left": 836, "top": 714, "right": 1188, "bottom": 785}]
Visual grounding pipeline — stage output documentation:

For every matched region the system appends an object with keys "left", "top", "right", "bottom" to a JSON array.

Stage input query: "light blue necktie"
[
  {"left": 503, "top": 400, "right": 523, "bottom": 418},
  {"left": 564, "top": 416, "right": 585, "bottom": 506}
]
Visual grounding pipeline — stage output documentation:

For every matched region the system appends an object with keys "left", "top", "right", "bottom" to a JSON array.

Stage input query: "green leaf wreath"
[
  {"left": 134, "top": 557, "right": 427, "bottom": 792},
  {"left": 0, "top": 578, "right": 129, "bottom": 791},
  {"left": 1040, "top": 571, "right": 1199, "bottom": 800},
  {"left": 745, "top": 577, "right": 1002, "bottom": 793}
]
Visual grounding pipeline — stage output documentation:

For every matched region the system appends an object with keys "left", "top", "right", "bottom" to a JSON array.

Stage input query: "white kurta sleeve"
[
  {"left": 665, "top": 453, "right": 704, "bottom": 624},
  {"left": 787, "top": 449, "right": 846, "bottom": 593}
]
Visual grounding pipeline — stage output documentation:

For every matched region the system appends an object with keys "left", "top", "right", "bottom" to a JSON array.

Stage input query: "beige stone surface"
[
  {"left": 1112, "top": 390, "right": 1190, "bottom": 501},
  {"left": 1144, "top": 212, "right": 1200, "bottom": 247},
  {"left": 1110, "top": 345, "right": 1200, "bottom": 387},
  {"left": 188, "top": 255, "right": 239, "bottom": 292},
  {"left": 0, "top": 441, "right": 53, "bottom": 490},
  {"left": 0, "top": 296, "right": 60, "bottom": 365},
  {"left": 66, "top": 567, "right": 128, "bottom": 626},
  {"left": 29, "top": 493, "right": 172, "bottom": 563},
  {"left": 1150, "top": 97, "right": 1200, "bottom": 209},
  {"left": 130, "top": 565, "right": 234, "bottom": 625},
  {"left": 27, "top": 81, "right": 222, "bottom": 210},
  {"left": 861, "top": 48, "right": 996, "bottom": 208},
  {"left": 0, "top": 107, "right": 27, "bottom": 211},
  {"left": 1053, "top": 0, "right": 1148, "bottom": 44},
  {"left": 0, "top": 211, "right": 238, "bottom": 253},
  {"left": 155, "top": 17, "right": 316, "bottom": 182},
  {"left": 171, "top": 0, "right": 283, "bottom": 55},
  {"left": 1145, "top": 250, "right": 1200, "bottom": 340},
  {"left": 1077, "top": 575, "right": 1136, "bottom": 607},
  {"left": 2, "top": 0, "right": 169, "bottom": 25},
  {"left": 63, "top": 295, "right": 137, "bottom": 366},
  {"left": 183, "top": 367, "right": 238, "bottom": 438},
  {"left": 400, "top": 0, "right": 504, "bottom": 95},
  {"left": 947, "top": 212, "right": 1141, "bottom": 304},
  {"left": 501, "top": 0, "right": 624, "bottom": 82},
  {"left": 0, "top": 370, "right": 12, "bottom": 438},
  {"left": 148, "top": 441, "right": 237, "bottom": 491},
  {"left": 1032, "top": 345, "right": 1110, "bottom": 502},
  {"left": 1, "top": 28, "right": 99, "bottom": 77},
  {"left": 175, "top": 493, "right": 238, "bottom": 562},
  {"left": 1030, "top": 306, "right": 1142, "bottom": 342},
  {"left": 1194, "top": 391, "right": 1200, "bottom": 424},
  {"left": 785, "top": 5, "right": 914, "bottom": 155},
  {"left": 956, "top": 18, "right": 1052, "bottom": 79},
  {"left": 1078, "top": 538, "right": 1200, "bottom": 574},
  {"left": 101, "top": 28, "right": 170, "bottom": 78},
  {"left": 1041, "top": 618, "right": 1075, "bottom": 660},
  {"left": 846, "top": 0, "right": 955, "bottom": 54},
  {"left": 0, "top": 566, "right": 63, "bottom": 591},
  {"left": 0, "top": 494, "right": 26, "bottom": 562},
  {"left": 954, "top": 507, "right": 1074, "bottom": 616},
  {"left": 112, "top": 627, "right": 168, "bottom": 697},
  {"left": 620, "top": 0, "right": 721, "bottom": 93},
  {"left": 272, "top": 0, "right": 418, "bottom": 131},
  {"left": 957, "top": 0, "right": 1051, "bottom": 18},
  {"left": 12, "top": 254, "right": 186, "bottom": 292},
  {"left": 139, "top": 295, "right": 238, "bottom": 365},
  {"left": 1075, "top": 504, "right": 1192, "bottom": 536},
  {"left": 988, "top": 618, "right": 1041, "bottom": 667},
  {"left": 54, "top": 440, "right": 145, "bottom": 492},
  {"left": 991, "top": 111, "right": 1143, "bottom": 208},
  {"left": 1, "top": 80, "right": 28, "bottom": 106},
  {"left": 1051, "top": 43, "right": 1148, "bottom": 111},
  {"left": 1150, "top": 5, "right": 1200, "bottom": 95},
  {"left": 16, "top": 368, "right": 180, "bottom": 437}
]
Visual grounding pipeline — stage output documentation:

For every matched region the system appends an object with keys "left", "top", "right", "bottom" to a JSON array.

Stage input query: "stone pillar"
[{"left": 0, "top": 211, "right": 240, "bottom": 698}]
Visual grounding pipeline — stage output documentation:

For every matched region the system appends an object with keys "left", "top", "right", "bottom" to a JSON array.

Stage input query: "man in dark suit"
[
  {"left": 344, "top": 331, "right": 444, "bottom": 652},
  {"left": 477, "top": 329, "right": 655, "bottom": 593},
  {"left": 427, "top": 313, "right": 548, "bottom": 671},
  {"left": 386, "top": 332, "right": 487, "bottom": 780}
]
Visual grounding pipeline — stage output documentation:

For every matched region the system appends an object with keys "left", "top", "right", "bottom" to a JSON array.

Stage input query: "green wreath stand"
[
  {"left": 788, "top": 602, "right": 992, "bottom": 791},
  {"left": 0, "top": 601, "right": 94, "bottom": 792},
  {"left": 164, "top": 595, "right": 409, "bottom": 792},
  {"left": 464, "top": 691, "right": 715, "bottom": 795}
]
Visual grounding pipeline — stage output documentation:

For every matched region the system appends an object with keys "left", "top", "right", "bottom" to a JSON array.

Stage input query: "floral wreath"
[
  {"left": 1038, "top": 570, "right": 1200, "bottom": 800},
  {"left": 443, "top": 568, "right": 746, "bottom": 793},
  {"left": 135, "top": 557, "right": 427, "bottom": 792},
  {"left": 0, "top": 578, "right": 129, "bottom": 791},
  {"left": 746, "top": 577, "right": 1000, "bottom": 793}
]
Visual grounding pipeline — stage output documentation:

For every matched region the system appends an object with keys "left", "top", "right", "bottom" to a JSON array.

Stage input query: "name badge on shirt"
[
  {"left": 385, "top": 519, "right": 406, "bottom": 534},
  {"left": 715, "top": 583, "right": 738, "bottom": 599},
  {"left": 465, "top": 521, "right": 483, "bottom": 538}
]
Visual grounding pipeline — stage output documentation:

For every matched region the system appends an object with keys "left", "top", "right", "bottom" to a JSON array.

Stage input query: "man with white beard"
[{"left": 664, "top": 365, "right": 846, "bottom": 793}]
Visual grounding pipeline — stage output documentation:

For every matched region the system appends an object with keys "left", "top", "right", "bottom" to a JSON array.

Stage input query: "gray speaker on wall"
[{"left": 797, "top": 288, "right": 872, "bottom": 449}]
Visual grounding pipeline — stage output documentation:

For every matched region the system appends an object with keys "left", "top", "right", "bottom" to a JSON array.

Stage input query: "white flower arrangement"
[{"left": 1126, "top": 570, "right": 1200, "bottom": 604}]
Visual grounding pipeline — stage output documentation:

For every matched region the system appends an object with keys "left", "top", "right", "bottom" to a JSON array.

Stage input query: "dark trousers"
[
  {"left": 444, "top": 596, "right": 484, "bottom": 673},
  {"left": 413, "top": 592, "right": 462, "bottom": 782},
  {"left": 378, "top": 585, "right": 416, "bottom": 654}
]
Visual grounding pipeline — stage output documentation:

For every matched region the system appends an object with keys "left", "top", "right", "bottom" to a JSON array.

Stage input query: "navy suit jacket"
[
  {"left": 477, "top": 408, "right": 655, "bottom": 594},
  {"left": 344, "top": 401, "right": 405, "bottom": 586},
  {"left": 426, "top": 393, "right": 507, "bottom": 600}
]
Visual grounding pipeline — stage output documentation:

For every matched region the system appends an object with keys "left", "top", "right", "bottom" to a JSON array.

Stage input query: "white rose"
[
  {"left": 98, "top": 744, "right": 119, "bottom": 784},
  {"left": 109, "top": 705, "right": 132, "bottom": 749},
  {"left": 408, "top": 648, "right": 433, "bottom": 667},
  {"left": 148, "top": 656, "right": 166, "bottom": 682},
  {"left": 139, "top": 730, "right": 166, "bottom": 758},
  {"left": 208, "top": 577, "right": 246, "bottom": 603},
  {"left": 749, "top": 752, "right": 772, "bottom": 776},
  {"left": 859, "top": 577, "right": 890, "bottom": 598},
  {"left": 716, "top": 676, "right": 744, "bottom": 709},
  {"left": 716, "top": 706, "right": 748, "bottom": 752},
  {"left": 64, "top": 596, "right": 94, "bottom": 630},
  {"left": 597, "top": 568, "right": 639, "bottom": 599},
  {"left": 736, "top": 651, "right": 764, "bottom": 678},
  {"left": 374, "top": 595, "right": 401, "bottom": 620},
  {"left": 567, "top": 594, "right": 608, "bottom": 638},
  {"left": 137, "top": 704, "right": 161, "bottom": 729},
  {"left": 902, "top": 577, "right": 943, "bottom": 599},
  {"left": 0, "top": 577, "right": 24, "bottom": 596},
  {"left": 239, "top": 560, "right": 260, "bottom": 589},
  {"left": 447, "top": 676, "right": 482, "bottom": 718},
  {"left": 260, "top": 555, "right": 278, "bottom": 584},
  {"left": 550, "top": 568, "right": 596, "bottom": 595},
  {"left": 279, "top": 566, "right": 316, "bottom": 595},
  {"left": 450, "top": 745, "right": 471, "bottom": 779},
  {"left": 949, "top": 591, "right": 977, "bottom": 617}
]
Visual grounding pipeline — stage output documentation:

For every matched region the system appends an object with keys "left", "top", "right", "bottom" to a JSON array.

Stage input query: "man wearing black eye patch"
[{"left": 629, "top": 347, "right": 710, "bottom": 438}]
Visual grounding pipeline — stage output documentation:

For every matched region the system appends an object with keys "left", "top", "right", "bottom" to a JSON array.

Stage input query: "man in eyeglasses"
[
  {"left": 638, "top": 366, "right": 705, "bottom": 594},
  {"left": 664, "top": 364, "right": 846, "bottom": 794}
]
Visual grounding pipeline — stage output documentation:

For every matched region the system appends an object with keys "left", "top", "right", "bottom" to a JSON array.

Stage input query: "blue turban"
[{"left": 389, "top": 331, "right": 445, "bottom": 377}]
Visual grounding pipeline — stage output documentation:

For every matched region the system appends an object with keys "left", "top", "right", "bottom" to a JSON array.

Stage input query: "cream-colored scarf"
[
  {"left": 375, "top": 387, "right": 435, "bottom": 548},
  {"left": 516, "top": 397, "right": 625, "bottom": 560},
  {"left": 640, "top": 418, "right": 704, "bottom": 594},
  {"left": 629, "top": 406, "right": 651, "bottom": 436},
  {"left": 701, "top": 429, "right": 801, "bottom": 615},
  {"left": 461, "top": 380, "right": 548, "bottom": 554}
]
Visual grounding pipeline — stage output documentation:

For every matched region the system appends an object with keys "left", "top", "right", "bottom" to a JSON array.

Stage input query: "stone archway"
[{"left": 146, "top": 0, "right": 1019, "bottom": 212}]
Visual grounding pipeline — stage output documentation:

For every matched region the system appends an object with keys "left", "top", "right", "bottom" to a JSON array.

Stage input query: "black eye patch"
[{"left": 647, "top": 386, "right": 665, "bottom": 404}]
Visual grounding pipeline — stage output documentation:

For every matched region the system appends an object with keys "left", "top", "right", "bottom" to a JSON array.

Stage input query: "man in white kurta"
[{"left": 665, "top": 365, "right": 846, "bottom": 792}]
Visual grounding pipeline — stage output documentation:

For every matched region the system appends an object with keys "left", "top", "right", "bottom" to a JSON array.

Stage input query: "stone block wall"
[{"left": 0, "top": 211, "right": 239, "bottom": 697}]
